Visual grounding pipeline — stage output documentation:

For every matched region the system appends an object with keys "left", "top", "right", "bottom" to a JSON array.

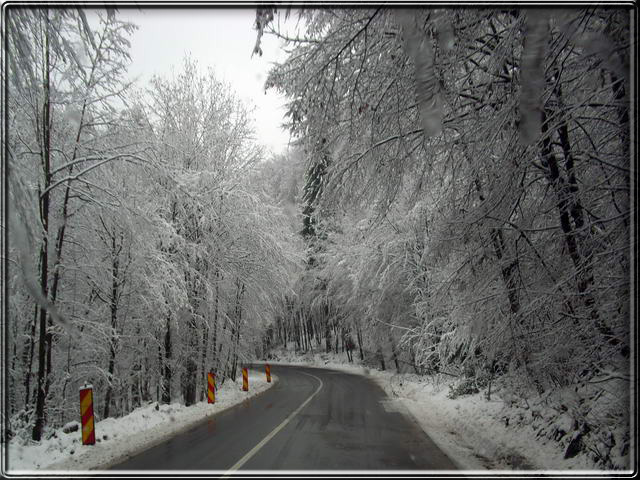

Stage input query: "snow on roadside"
[
  {"left": 375, "top": 373, "right": 601, "bottom": 472},
  {"left": 7, "top": 371, "right": 275, "bottom": 473},
  {"left": 267, "top": 347, "right": 612, "bottom": 472}
]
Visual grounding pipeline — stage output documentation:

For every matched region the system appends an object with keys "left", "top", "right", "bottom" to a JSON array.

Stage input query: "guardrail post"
[
  {"left": 79, "top": 383, "right": 95, "bottom": 445},
  {"left": 265, "top": 364, "right": 271, "bottom": 383},
  {"left": 242, "top": 367, "right": 249, "bottom": 391},
  {"left": 207, "top": 371, "right": 215, "bottom": 404}
]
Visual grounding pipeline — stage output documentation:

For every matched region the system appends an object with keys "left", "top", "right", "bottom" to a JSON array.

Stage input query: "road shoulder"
[{"left": 8, "top": 371, "right": 277, "bottom": 473}]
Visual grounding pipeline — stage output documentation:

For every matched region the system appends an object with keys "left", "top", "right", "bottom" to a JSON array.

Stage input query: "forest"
[{"left": 4, "top": 6, "right": 632, "bottom": 470}]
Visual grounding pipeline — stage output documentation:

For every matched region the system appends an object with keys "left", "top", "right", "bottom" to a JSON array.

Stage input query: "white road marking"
[{"left": 223, "top": 371, "right": 324, "bottom": 475}]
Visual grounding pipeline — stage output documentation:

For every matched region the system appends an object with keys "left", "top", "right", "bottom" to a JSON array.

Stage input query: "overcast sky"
[{"left": 116, "top": 8, "right": 296, "bottom": 155}]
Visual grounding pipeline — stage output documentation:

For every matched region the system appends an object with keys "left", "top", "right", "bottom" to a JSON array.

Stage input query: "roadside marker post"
[
  {"left": 79, "top": 383, "right": 96, "bottom": 445},
  {"left": 207, "top": 372, "right": 216, "bottom": 404},
  {"left": 265, "top": 364, "right": 271, "bottom": 383},
  {"left": 242, "top": 367, "right": 249, "bottom": 391}
]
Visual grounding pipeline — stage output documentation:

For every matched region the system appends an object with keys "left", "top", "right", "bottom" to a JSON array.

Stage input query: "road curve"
[{"left": 111, "top": 364, "right": 457, "bottom": 471}]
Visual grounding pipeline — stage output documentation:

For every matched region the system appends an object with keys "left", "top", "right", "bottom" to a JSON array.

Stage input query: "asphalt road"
[{"left": 111, "top": 364, "right": 457, "bottom": 472}]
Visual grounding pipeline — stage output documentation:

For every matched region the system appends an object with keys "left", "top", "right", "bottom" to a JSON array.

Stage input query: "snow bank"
[
  {"left": 7, "top": 371, "right": 275, "bottom": 473},
  {"left": 377, "top": 373, "right": 600, "bottom": 472},
  {"left": 267, "top": 347, "right": 368, "bottom": 376},
  {"left": 267, "top": 347, "right": 626, "bottom": 472}
]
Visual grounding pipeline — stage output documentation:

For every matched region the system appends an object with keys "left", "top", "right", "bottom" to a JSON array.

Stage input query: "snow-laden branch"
[{"left": 40, "top": 153, "right": 147, "bottom": 199}]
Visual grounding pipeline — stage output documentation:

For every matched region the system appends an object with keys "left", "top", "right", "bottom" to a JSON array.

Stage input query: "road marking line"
[{"left": 223, "top": 371, "right": 323, "bottom": 475}]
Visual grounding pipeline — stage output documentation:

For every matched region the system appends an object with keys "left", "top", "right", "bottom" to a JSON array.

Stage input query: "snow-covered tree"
[{"left": 258, "top": 6, "right": 631, "bottom": 466}]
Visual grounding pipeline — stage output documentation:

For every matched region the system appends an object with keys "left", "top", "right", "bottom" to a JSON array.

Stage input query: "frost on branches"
[
  {"left": 5, "top": 8, "right": 298, "bottom": 449},
  {"left": 258, "top": 7, "right": 631, "bottom": 470}
]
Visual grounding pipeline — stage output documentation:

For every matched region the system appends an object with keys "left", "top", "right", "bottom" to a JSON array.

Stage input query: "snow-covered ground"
[
  {"left": 267, "top": 347, "right": 628, "bottom": 473},
  {"left": 7, "top": 371, "right": 275, "bottom": 473},
  {"left": 8, "top": 348, "right": 629, "bottom": 474}
]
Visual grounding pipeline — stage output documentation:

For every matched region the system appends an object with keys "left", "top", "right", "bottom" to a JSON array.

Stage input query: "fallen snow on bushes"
[
  {"left": 7, "top": 371, "right": 275, "bottom": 473},
  {"left": 268, "top": 348, "right": 628, "bottom": 473}
]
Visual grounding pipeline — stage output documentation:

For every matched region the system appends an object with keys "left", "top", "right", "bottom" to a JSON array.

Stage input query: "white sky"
[{"left": 115, "top": 8, "right": 296, "bottom": 155}]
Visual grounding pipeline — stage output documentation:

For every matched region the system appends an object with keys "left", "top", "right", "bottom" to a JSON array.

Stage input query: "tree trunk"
[
  {"left": 490, "top": 228, "right": 520, "bottom": 314},
  {"left": 23, "top": 304, "right": 38, "bottom": 408},
  {"left": 468, "top": 161, "right": 522, "bottom": 317},
  {"left": 103, "top": 231, "right": 121, "bottom": 419},
  {"left": 230, "top": 318, "right": 239, "bottom": 382},
  {"left": 199, "top": 320, "right": 208, "bottom": 402},
  {"left": 445, "top": 58, "right": 524, "bottom": 322},
  {"left": 306, "top": 316, "right": 314, "bottom": 354},
  {"left": 161, "top": 316, "right": 172, "bottom": 404},
  {"left": 211, "top": 268, "right": 220, "bottom": 375},
  {"left": 44, "top": 174, "right": 73, "bottom": 412},
  {"left": 540, "top": 110, "right": 599, "bottom": 319},
  {"left": 157, "top": 343, "right": 162, "bottom": 403},
  {"left": 183, "top": 351, "right": 197, "bottom": 407},
  {"left": 142, "top": 339, "right": 151, "bottom": 402},
  {"left": 324, "top": 304, "right": 331, "bottom": 353},
  {"left": 300, "top": 310, "right": 308, "bottom": 352},
  {"left": 389, "top": 334, "right": 400, "bottom": 372},
  {"left": 236, "top": 283, "right": 245, "bottom": 374},
  {"left": 356, "top": 322, "right": 364, "bottom": 361},
  {"left": 32, "top": 13, "right": 51, "bottom": 441},
  {"left": 228, "top": 280, "right": 245, "bottom": 382}
]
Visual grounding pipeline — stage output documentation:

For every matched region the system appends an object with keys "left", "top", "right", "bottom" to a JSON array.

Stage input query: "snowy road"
[{"left": 110, "top": 365, "right": 457, "bottom": 471}]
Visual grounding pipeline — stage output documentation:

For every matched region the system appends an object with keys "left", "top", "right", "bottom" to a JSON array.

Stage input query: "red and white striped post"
[
  {"left": 79, "top": 383, "right": 95, "bottom": 445},
  {"left": 242, "top": 367, "right": 249, "bottom": 391},
  {"left": 265, "top": 364, "right": 271, "bottom": 383},
  {"left": 207, "top": 372, "right": 215, "bottom": 404}
]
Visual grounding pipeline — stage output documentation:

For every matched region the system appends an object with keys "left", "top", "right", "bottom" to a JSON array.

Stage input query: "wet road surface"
[{"left": 111, "top": 364, "right": 457, "bottom": 472}]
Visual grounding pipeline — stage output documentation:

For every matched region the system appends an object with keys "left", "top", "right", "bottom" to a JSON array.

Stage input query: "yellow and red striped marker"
[
  {"left": 79, "top": 384, "right": 95, "bottom": 445},
  {"left": 265, "top": 364, "right": 271, "bottom": 383},
  {"left": 207, "top": 372, "right": 215, "bottom": 404},
  {"left": 242, "top": 367, "right": 249, "bottom": 391}
]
